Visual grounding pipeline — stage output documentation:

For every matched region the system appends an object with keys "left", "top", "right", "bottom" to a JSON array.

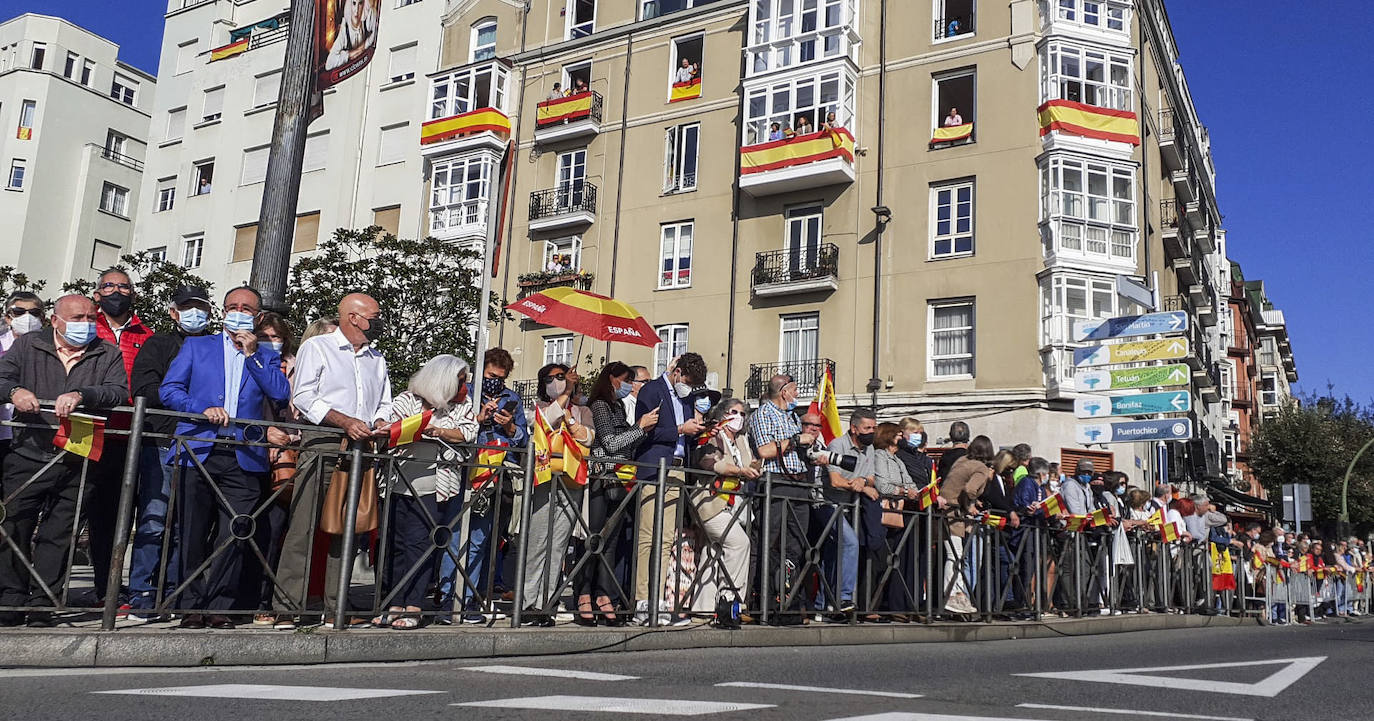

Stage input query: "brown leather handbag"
[
  {"left": 268, "top": 447, "right": 299, "bottom": 507},
  {"left": 318, "top": 441, "right": 379, "bottom": 535},
  {"left": 880, "top": 497, "right": 907, "bottom": 529}
]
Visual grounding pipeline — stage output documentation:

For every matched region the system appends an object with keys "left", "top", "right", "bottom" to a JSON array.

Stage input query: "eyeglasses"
[
  {"left": 549, "top": 373, "right": 566, "bottom": 380},
  {"left": 6, "top": 307, "right": 41, "bottom": 318},
  {"left": 800, "top": 422, "right": 822, "bottom": 429},
  {"left": 98, "top": 282, "right": 132, "bottom": 293}
]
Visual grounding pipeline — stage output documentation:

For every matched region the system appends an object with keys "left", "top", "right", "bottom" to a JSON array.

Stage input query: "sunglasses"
[
  {"left": 800, "top": 422, "right": 822, "bottom": 428},
  {"left": 6, "top": 307, "right": 41, "bottom": 318}
]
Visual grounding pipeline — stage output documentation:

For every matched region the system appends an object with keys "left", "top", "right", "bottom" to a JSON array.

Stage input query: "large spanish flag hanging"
[
  {"left": 930, "top": 122, "right": 973, "bottom": 144},
  {"left": 54, "top": 413, "right": 105, "bottom": 461},
  {"left": 387, "top": 410, "right": 432, "bottom": 447},
  {"left": 209, "top": 38, "right": 249, "bottom": 62},
  {"left": 536, "top": 91, "right": 594, "bottom": 126},
  {"left": 806, "top": 366, "right": 843, "bottom": 445},
  {"left": 669, "top": 78, "right": 701, "bottom": 103},
  {"left": 420, "top": 108, "right": 511, "bottom": 146},
  {"left": 740, "top": 128, "right": 855, "bottom": 175},
  {"left": 1038, "top": 99, "right": 1140, "bottom": 145}
]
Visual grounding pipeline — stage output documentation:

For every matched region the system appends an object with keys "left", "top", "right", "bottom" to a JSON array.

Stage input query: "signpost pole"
[{"left": 249, "top": 0, "right": 318, "bottom": 311}]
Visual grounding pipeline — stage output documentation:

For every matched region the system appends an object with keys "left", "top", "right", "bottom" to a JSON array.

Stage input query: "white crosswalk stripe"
[
  {"left": 94, "top": 684, "right": 444, "bottom": 702},
  {"left": 453, "top": 695, "right": 775, "bottom": 715},
  {"left": 458, "top": 665, "right": 639, "bottom": 681},
  {"left": 717, "top": 682, "right": 922, "bottom": 699}
]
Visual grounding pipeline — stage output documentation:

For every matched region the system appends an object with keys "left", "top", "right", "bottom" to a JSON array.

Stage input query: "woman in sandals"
[{"left": 377, "top": 354, "right": 478, "bottom": 629}]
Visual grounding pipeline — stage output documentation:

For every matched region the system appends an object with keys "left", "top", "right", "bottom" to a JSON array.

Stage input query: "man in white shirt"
[
  {"left": 273, "top": 293, "right": 392, "bottom": 628},
  {"left": 675, "top": 57, "right": 698, "bottom": 84},
  {"left": 621, "top": 365, "right": 650, "bottom": 423},
  {"left": 943, "top": 107, "right": 964, "bottom": 127}
]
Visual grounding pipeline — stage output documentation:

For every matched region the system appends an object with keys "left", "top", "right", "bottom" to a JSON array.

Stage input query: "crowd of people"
[{"left": 0, "top": 273, "right": 1368, "bottom": 632}]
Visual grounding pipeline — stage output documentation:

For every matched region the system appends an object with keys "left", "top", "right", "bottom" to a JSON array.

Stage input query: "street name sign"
[
  {"left": 1073, "top": 337, "right": 1189, "bottom": 367},
  {"left": 1074, "top": 391, "right": 1192, "bottom": 419},
  {"left": 1116, "top": 274, "right": 1156, "bottom": 311},
  {"left": 1074, "top": 364, "right": 1190, "bottom": 391},
  {"left": 1076, "top": 418, "right": 1194, "bottom": 444},
  {"left": 1073, "top": 311, "right": 1188, "bottom": 342}
]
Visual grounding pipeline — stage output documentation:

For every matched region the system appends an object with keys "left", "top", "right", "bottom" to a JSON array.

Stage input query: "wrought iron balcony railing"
[
  {"left": 89, "top": 144, "right": 143, "bottom": 172},
  {"left": 529, "top": 183, "right": 597, "bottom": 222},
  {"left": 744, "top": 358, "right": 836, "bottom": 401},
  {"left": 751, "top": 243, "right": 839, "bottom": 289}
]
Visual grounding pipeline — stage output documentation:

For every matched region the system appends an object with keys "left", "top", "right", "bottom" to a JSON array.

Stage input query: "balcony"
[
  {"left": 421, "top": 60, "right": 512, "bottom": 157},
  {"left": 533, "top": 90, "right": 603, "bottom": 145},
  {"left": 1160, "top": 199, "right": 1191, "bottom": 261},
  {"left": 429, "top": 198, "right": 489, "bottom": 244},
  {"left": 1184, "top": 199, "right": 1204, "bottom": 227},
  {"left": 89, "top": 144, "right": 143, "bottom": 172},
  {"left": 745, "top": 358, "right": 836, "bottom": 400},
  {"left": 1171, "top": 256, "right": 1197, "bottom": 287},
  {"left": 1158, "top": 108, "right": 1184, "bottom": 172},
  {"left": 751, "top": 244, "right": 840, "bottom": 298},
  {"left": 739, "top": 128, "right": 855, "bottom": 197},
  {"left": 516, "top": 270, "right": 594, "bottom": 299},
  {"left": 1171, "top": 167, "right": 1195, "bottom": 204},
  {"left": 528, "top": 184, "right": 597, "bottom": 232},
  {"left": 1194, "top": 220, "right": 1217, "bottom": 254}
]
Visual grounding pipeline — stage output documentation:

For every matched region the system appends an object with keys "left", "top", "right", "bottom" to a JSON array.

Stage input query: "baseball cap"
[{"left": 170, "top": 285, "right": 210, "bottom": 305}]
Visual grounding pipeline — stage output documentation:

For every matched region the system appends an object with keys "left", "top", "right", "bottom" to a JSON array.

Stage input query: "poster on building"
[{"left": 314, "top": 0, "right": 380, "bottom": 92}]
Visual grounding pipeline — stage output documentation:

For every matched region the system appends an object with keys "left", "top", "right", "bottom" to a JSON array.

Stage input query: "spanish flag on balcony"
[
  {"left": 54, "top": 413, "right": 105, "bottom": 461},
  {"left": 806, "top": 366, "right": 843, "bottom": 445},
  {"left": 420, "top": 107, "right": 511, "bottom": 146},
  {"left": 536, "top": 91, "right": 594, "bottom": 127},
  {"left": 669, "top": 78, "right": 701, "bottom": 103},
  {"left": 740, "top": 127, "right": 854, "bottom": 175},
  {"left": 209, "top": 38, "right": 249, "bottom": 62},
  {"left": 387, "top": 410, "right": 432, "bottom": 447},
  {"left": 1037, "top": 99, "right": 1141, "bottom": 145},
  {"left": 930, "top": 122, "right": 973, "bottom": 144},
  {"left": 468, "top": 441, "right": 508, "bottom": 488}
]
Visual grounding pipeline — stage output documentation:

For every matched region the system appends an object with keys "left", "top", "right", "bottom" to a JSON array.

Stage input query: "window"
[
  {"left": 396, "top": 0, "right": 420, "bottom": 6},
  {"left": 105, "top": 131, "right": 127, "bottom": 159},
  {"left": 30, "top": 42, "right": 45, "bottom": 70},
  {"left": 568, "top": 0, "right": 595, "bottom": 39},
  {"left": 429, "top": 63, "right": 509, "bottom": 119},
  {"left": 1050, "top": 0, "right": 1130, "bottom": 32},
  {"left": 929, "top": 300, "right": 975, "bottom": 378},
  {"left": 470, "top": 20, "right": 497, "bottom": 62},
  {"left": 90, "top": 240, "right": 120, "bottom": 270},
  {"left": 373, "top": 206, "right": 401, "bottom": 237},
  {"left": 1219, "top": 362, "right": 1234, "bottom": 401},
  {"left": 232, "top": 224, "right": 258, "bottom": 263},
  {"left": 1039, "top": 155, "right": 1136, "bottom": 263},
  {"left": 182, "top": 235, "right": 205, "bottom": 269},
  {"left": 99, "top": 183, "right": 130, "bottom": 217},
  {"left": 377, "top": 123, "right": 408, "bottom": 166},
  {"left": 542, "top": 237, "right": 582, "bottom": 274},
  {"left": 747, "top": 0, "right": 857, "bottom": 75},
  {"left": 155, "top": 177, "right": 176, "bottom": 212},
  {"left": 642, "top": 0, "right": 703, "bottom": 20},
  {"left": 932, "top": 70, "right": 976, "bottom": 143},
  {"left": 148, "top": 246, "right": 167, "bottom": 263},
  {"left": 253, "top": 72, "right": 281, "bottom": 107},
  {"left": 193, "top": 160, "right": 214, "bottom": 195},
  {"left": 176, "top": 40, "right": 198, "bottom": 75},
  {"left": 544, "top": 335, "right": 575, "bottom": 367},
  {"left": 670, "top": 34, "right": 704, "bottom": 91},
  {"left": 934, "top": 0, "right": 975, "bottom": 39},
  {"left": 1259, "top": 337, "right": 1277, "bottom": 367},
  {"left": 780, "top": 313, "right": 819, "bottom": 364},
  {"left": 1041, "top": 42, "right": 1131, "bottom": 111},
  {"left": 744, "top": 68, "right": 856, "bottom": 145},
  {"left": 81, "top": 59, "right": 94, "bottom": 86},
  {"left": 429, "top": 154, "right": 494, "bottom": 234},
  {"left": 293, "top": 212, "right": 321, "bottom": 253},
  {"left": 663, "top": 123, "right": 699, "bottom": 193},
  {"left": 562, "top": 61, "right": 592, "bottom": 97},
  {"left": 785, "top": 204, "right": 823, "bottom": 272},
  {"left": 63, "top": 52, "right": 78, "bottom": 79},
  {"left": 17, "top": 100, "right": 36, "bottom": 139},
  {"left": 201, "top": 86, "right": 224, "bottom": 122},
  {"left": 930, "top": 180, "right": 974, "bottom": 257},
  {"left": 1259, "top": 372, "right": 1278, "bottom": 407},
  {"left": 111, "top": 74, "right": 137, "bottom": 105},
  {"left": 1039, "top": 272, "right": 1116, "bottom": 346},
  {"left": 1223, "top": 433, "right": 1236, "bottom": 466},
  {"left": 166, "top": 107, "right": 187, "bottom": 142},
  {"left": 556, "top": 149, "right": 587, "bottom": 206},
  {"left": 241, "top": 146, "right": 270, "bottom": 185},
  {"left": 387, "top": 44, "right": 416, "bottom": 83},
  {"left": 302, "top": 132, "right": 329, "bottom": 172},
  {"left": 654, "top": 324, "right": 689, "bottom": 376},
  {"left": 659, "top": 221, "right": 693, "bottom": 289},
  {"left": 7, "top": 159, "right": 26, "bottom": 189}
]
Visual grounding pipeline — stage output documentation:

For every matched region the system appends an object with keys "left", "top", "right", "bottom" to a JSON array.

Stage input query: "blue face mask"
[
  {"left": 694, "top": 397, "right": 712, "bottom": 414},
  {"left": 177, "top": 307, "right": 209, "bottom": 333},
  {"left": 263, "top": 340, "right": 284, "bottom": 354},
  {"left": 786, "top": 399, "right": 798, "bottom": 411},
  {"left": 223, "top": 310, "right": 256, "bottom": 333},
  {"left": 615, "top": 381, "right": 633, "bottom": 399},
  {"left": 59, "top": 320, "right": 96, "bottom": 347},
  {"left": 906, "top": 433, "right": 923, "bottom": 448}
]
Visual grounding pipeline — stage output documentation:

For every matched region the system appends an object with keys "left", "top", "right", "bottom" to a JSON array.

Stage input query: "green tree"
[
  {"left": 1250, "top": 392, "right": 1374, "bottom": 533},
  {"left": 67, "top": 252, "right": 217, "bottom": 334},
  {"left": 285, "top": 226, "right": 506, "bottom": 387},
  {"left": 0, "top": 266, "right": 47, "bottom": 298}
]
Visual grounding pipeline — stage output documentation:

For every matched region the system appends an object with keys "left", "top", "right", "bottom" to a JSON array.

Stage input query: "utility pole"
[{"left": 249, "top": 0, "right": 317, "bottom": 311}]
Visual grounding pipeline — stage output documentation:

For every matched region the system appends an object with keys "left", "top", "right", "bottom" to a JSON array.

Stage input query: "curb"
[{"left": 0, "top": 613, "right": 1252, "bottom": 668}]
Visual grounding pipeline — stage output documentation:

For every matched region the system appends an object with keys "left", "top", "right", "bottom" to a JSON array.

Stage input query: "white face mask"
[
  {"left": 722, "top": 414, "right": 744, "bottom": 433},
  {"left": 545, "top": 378, "right": 567, "bottom": 398},
  {"left": 10, "top": 313, "right": 41, "bottom": 335}
]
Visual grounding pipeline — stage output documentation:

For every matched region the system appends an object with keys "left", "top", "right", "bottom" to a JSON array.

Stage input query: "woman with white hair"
[{"left": 376, "top": 354, "right": 478, "bottom": 629}]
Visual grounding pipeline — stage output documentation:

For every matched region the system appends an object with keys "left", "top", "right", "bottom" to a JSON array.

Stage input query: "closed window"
[
  {"left": 471, "top": 20, "right": 497, "bottom": 62},
  {"left": 90, "top": 239, "right": 120, "bottom": 270},
  {"left": 176, "top": 40, "right": 198, "bottom": 75},
  {"left": 201, "top": 86, "right": 224, "bottom": 121},
  {"left": 929, "top": 300, "right": 975, "bottom": 378},
  {"left": 430, "top": 62, "right": 509, "bottom": 119},
  {"left": 99, "top": 183, "right": 130, "bottom": 217},
  {"left": 1051, "top": 0, "right": 1130, "bottom": 32},
  {"left": 302, "top": 132, "right": 329, "bottom": 172},
  {"left": 232, "top": 224, "right": 258, "bottom": 263},
  {"left": 240, "top": 146, "right": 270, "bottom": 185},
  {"left": 111, "top": 74, "right": 137, "bottom": 105},
  {"left": 7, "top": 159, "right": 26, "bottom": 189},
  {"left": 253, "top": 72, "right": 281, "bottom": 107},
  {"left": 429, "top": 154, "right": 493, "bottom": 233},
  {"left": 1041, "top": 41, "right": 1131, "bottom": 111},
  {"left": 182, "top": 235, "right": 204, "bottom": 268},
  {"left": 1260, "top": 372, "right": 1278, "bottom": 407},
  {"left": 1039, "top": 155, "right": 1135, "bottom": 262},
  {"left": 663, "top": 123, "right": 699, "bottom": 193},
  {"left": 81, "top": 59, "right": 94, "bottom": 86},
  {"left": 155, "top": 177, "right": 176, "bottom": 212},
  {"left": 747, "top": 0, "right": 855, "bottom": 74},
  {"left": 654, "top": 324, "right": 689, "bottom": 376},
  {"left": 659, "top": 221, "right": 693, "bottom": 289},
  {"left": 388, "top": 43, "right": 416, "bottom": 83},
  {"left": 373, "top": 206, "right": 401, "bottom": 237},
  {"left": 293, "top": 212, "right": 321, "bottom": 253},
  {"left": 544, "top": 334, "right": 575, "bottom": 367},
  {"left": 784, "top": 204, "right": 823, "bottom": 272},
  {"left": 1039, "top": 272, "right": 1116, "bottom": 347},
  {"left": 780, "top": 313, "right": 819, "bottom": 364},
  {"left": 377, "top": 124, "right": 408, "bottom": 166},
  {"left": 930, "top": 180, "right": 974, "bottom": 258},
  {"left": 148, "top": 246, "right": 167, "bottom": 263},
  {"left": 166, "top": 107, "right": 187, "bottom": 141}
]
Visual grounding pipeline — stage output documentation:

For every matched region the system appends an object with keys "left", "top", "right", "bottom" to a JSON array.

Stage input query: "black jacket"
[
  {"left": 936, "top": 446, "right": 967, "bottom": 482},
  {"left": 0, "top": 330, "right": 129, "bottom": 461},
  {"left": 895, "top": 446, "right": 932, "bottom": 486},
  {"left": 981, "top": 472, "right": 1017, "bottom": 515},
  {"left": 130, "top": 331, "right": 196, "bottom": 439}
]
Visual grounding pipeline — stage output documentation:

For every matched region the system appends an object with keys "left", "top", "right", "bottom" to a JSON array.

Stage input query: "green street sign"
[{"left": 1075, "top": 364, "right": 1190, "bottom": 391}]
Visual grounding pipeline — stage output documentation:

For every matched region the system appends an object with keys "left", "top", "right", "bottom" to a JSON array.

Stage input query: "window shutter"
[
  {"left": 176, "top": 41, "right": 198, "bottom": 74},
  {"left": 167, "top": 108, "right": 186, "bottom": 140},
  {"left": 377, "top": 124, "right": 407, "bottom": 165},
  {"left": 1060, "top": 448, "right": 1115, "bottom": 475},
  {"left": 293, "top": 212, "right": 321, "bottom": 252},
  {"left": 388, "top": 44, "right": 416, "bottom": 81},
  {"left": 302, "top": 132, "right": 329, "bottom": 172},
  {"left": 232, "top": 224, "right": 258, "bottom": 262},
  {"left": 240, "top": 146, "right": 270, "bottom": 185},
  {"left": 373, "top": 206, "right": 401, "bottom": 237},
  {"left": 202, "top": 87, "right": 224, "bottom": 120},
  {"left": 253, "top": 72, "right": 280, "bottom": 107}
]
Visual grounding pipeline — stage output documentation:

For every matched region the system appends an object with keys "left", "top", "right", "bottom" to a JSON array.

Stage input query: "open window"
[
  {"left": 193, "top": 160, "right": 215, "bottom": 195},
  {"left": 934, "top": 0, "right": 975, "bottom": 40},
  {"left": 670, "top": 34, "right": 703, "bottom": 99},
  {"left": 931, "top": 69, "right": 975, "bottom": 147},
  {"left": 543, "top": 236, "right": 582, "bottom": 274},
  {"left": 563, "top": 60, "right": 592, "bottom": 97},
  {"left": 568, "top": 0, "right": 595, "bottom": 39}
]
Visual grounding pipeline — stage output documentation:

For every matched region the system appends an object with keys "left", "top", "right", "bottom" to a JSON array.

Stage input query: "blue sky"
[{"left": 21, "top": 0, "right": 1374, "bottom": 402}]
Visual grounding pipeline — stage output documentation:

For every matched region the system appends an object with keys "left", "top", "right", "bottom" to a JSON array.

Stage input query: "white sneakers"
[{"left": 944, "top": 592, "right": 977, "bottom": 615}]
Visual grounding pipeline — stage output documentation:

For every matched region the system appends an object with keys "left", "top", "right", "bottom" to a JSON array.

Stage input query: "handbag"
[
  {"left": 880, "top": 497, "right": 906, "bottom": 529},
  {"left": 318, "top": 441, "right": 379, "bottom": 535},
  {"left": 268, "top": 447, "right": 299, "bottom": 507}
]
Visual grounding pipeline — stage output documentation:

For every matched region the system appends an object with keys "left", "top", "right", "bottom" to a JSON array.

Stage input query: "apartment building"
[
  {"left": 0, "top": 14, "right": 155, "bottom": 289},
  {"left": 131, "top": 0, "right": 446, "bottom": 290}
]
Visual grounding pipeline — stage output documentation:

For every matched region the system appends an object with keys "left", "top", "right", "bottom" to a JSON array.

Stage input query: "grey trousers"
[
  {"left": 520, "top": 480, "right": 583, "bottom": 611},
  {"left": 272, "top": 433, "right": 346, "bottom": 614}
]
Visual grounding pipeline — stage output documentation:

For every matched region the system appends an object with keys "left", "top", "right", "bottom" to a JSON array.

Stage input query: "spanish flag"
[
  {"left": 468, "top": 441, "right": 508, "bottom": 488},
  {"left": 1064, "top": 515, "right": 1092, "bottom": 533},
  {"left": 559, "top": 426, "right": 588, "bottom": 487},
  {"left": 1147, "top": 508, "right": 1164, "bottom": 529},
  {"left": 983, "top": 514, "right": 1008, "bottom": 530},
  {"left": 1090, "top": 508, "right": 1110, "bottom": 527},
  {"left": 1357, "top": 571, "right": 1366, "bottom": 593},
  {"left": 740, "top": 127, "right": 854, "bottom": 175},
  {"left": 1210, "top": 543, "right": 1237, "bottom": 591},
  {"left": 209, "top": 38, "right": 248, "bottom": 62},
  {"left": 1160, "top": 520, "right": 1180, "bottom": 543},
  {"left": 387, "top": 410, "right": 432, "bottom": 447},
  {"left": 1037, "top": 99, "right": 1141, "bottom": 145},
  {"left": 16, "top": 127, "right": 32, "bottom": 140},
  {"left": 536, "top": 91, "right": 594, "bottom": 126},
  {"left": 54, "top": 413, "right": 105, "bottom": 461},
  {"left": 669, "top": 78, "right": 701, "bottom": 103},
  {"left": 420, "top": 108, "right": 511, "bottom": 146},
  {"left": 1043, "top": 493, "right": 1064, "bottom": 517},
  {"left": 1297, "top": 556, "right": 1310, "bottom": 573},
  {"left": 930, "top": 122, "right": 973, "bottom": 144},
  {"left": 915, "top": 481, "right": 940, "bottom": 511},
  {"left": 806, "top": 366, "right": 843, "bottom": 445},
  {"left": 531, "top": 405, "right": 555, "bottom": 486},
  {"left": 614, "top": 462, "right": 638, "bottom": 490},
  {"left": 1251, "top": 553, "right": 1265, "bottom": 571},
  {"left": 714, "top": 477, "right": 742, "bottom": 505}
]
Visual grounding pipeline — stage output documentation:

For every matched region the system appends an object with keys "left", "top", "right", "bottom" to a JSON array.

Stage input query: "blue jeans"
[
  {"left": 812, "top": 505, "right": 857, "bottom": 610},
  {"left": 128, "top": 444, "right": 179, "bottom": 609},
  {"left": 437, "top": 500, "right": 494, "bottom": 612}
]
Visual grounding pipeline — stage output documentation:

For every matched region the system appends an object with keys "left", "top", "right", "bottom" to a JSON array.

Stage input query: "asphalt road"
[{"left": 1, "top": 619, "right": 1368, "bottom": 721}]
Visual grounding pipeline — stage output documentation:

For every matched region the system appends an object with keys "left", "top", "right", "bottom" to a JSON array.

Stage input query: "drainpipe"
[
  {"left": 724, "top": 41, "right": 747, "bottom": 398},
  {"left": 867, "top": 0, "right": 890, "bottom": 410},
  {"left": 604, "top": 32, "right": 635, "bottom": 363},
  {"left": 497, "top": 0, "right": 532, "bottom": 348}
]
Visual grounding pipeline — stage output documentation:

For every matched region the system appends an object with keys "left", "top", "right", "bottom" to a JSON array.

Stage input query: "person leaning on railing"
[
  {"left": 869, "top": 422, "right": 916, "bottom": 620},
  {"left": 692, "top": 398, "right": 757, "bottom": 621},
  {"left": 0, "top": 291, "right": 46, "bottom": 459},
  {"left": 937, "top": 434, "right": 994, "bottom": 616}
]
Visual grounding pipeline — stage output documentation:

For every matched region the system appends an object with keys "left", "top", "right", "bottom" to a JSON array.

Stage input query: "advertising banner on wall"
[{"left": 314, "top": 0, "right": 380, "bottom": 92}]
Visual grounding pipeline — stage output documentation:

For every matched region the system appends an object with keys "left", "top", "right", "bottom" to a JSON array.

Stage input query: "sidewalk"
[{"left": 0, "top": 612, "right": 1249, "bottom": 668}]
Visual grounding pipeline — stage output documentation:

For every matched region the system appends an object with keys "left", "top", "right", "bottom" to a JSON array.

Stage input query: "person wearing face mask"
[
  {"left": 620, "top": 365, "right": 650, "bottom": 423},
  {"left": 1053, "top": 460, "right": 1103, "bottom": 615},
  {"left": 0, "top": 292, "right": 46, "bottom": 462},
  {"left": 938, "top": 435, "right": 995, "bottom": 616},
  {"left": 631, "top": 352, "right": 708, "bottom": 625},
  {"left": 159, "top": 286, "right": 290, "bottom": 629},
  {"left": 0, "top": 295, "right": 128, "bottom": 627},
  {"left": 1015, "top": 457, "right": 1060, "bottom": 614},
  {"left": 693, "top": 398, "right": 758, "bottom": 622},
  {"left": 820, "top": 408, "right": 877, "bottom": 620},
  {"left": 123, "top": 284, "right": 213, "bottom": 620}
]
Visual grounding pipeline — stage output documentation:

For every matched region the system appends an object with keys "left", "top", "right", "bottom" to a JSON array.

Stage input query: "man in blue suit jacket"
[{"left": 159, "top": 286, "right": 290, "bottom": 628}]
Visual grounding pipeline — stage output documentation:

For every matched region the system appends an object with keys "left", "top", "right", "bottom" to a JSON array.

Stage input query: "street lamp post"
[{"left": 1340, "top": 437, "right": 1374, "bottom": 538}]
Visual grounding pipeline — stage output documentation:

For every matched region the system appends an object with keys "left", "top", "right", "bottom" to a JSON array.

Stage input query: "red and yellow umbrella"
[{"left": 506, "top": 286, "right": 659, "bottom": 348}]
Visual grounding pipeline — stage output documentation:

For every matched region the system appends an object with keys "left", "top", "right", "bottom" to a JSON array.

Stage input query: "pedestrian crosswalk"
[
  {"left": 453, "top": 695, "right": 776, "bottom": 715},
  {"left": 94, "top": 684, "right": 444, "bottom": 701}
]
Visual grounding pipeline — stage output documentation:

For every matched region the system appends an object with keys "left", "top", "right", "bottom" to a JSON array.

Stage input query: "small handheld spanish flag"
[
  {"left": 1160, "top": 520, "right": 1180, "bottom": 543},
  {"left": 531, "top": 405, "right": 555, "bottom": 486},
  {"left": 54, "top": 413, "right": 105, "bottom": 461},
  {"left": 468, "top": 441, "right": 508, "bottom": 488},
  {"left": 983, "top": 513, "right": 1008, "bottom": 530},
  {"left": 915, "top": 481, "right": 940, "bottom": 511},
  {"left": 1090, "top": 508, "right": 1110, "bottom": 527},
  {"left": 1042, "top": 492, "right": 1064, "bottom": 517},
  {"left": 387, "top": 410, "right": 432, "bottom": 447},
  {"left": 560, "top": 426, "right": 588, "bottom": 487},
  {"left": 1064, "top": 515, "right": 1091, "bottom": 533},
  {"left": 1147, "top": 508, "right": 1164, "bottom": 529},
  {"left": 1251, "top": 553, "right": 1265, "bottom": 571}
]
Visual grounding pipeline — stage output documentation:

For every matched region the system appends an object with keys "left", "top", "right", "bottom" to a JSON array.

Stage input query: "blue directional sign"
[
  {"left": 1073, "top": 311, "right": 1188, "bottom": 342},
  {"left": 1075, "top": 391, "right": 1192, "bottom": 419},
  {"left": 1076, "top": 418, "right": 1194, "bottom": 445}
]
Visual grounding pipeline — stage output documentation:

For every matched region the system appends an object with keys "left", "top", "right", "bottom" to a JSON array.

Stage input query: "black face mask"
[
  {"left": 856, "top": 432, "right": 875, "bottom": 447},
  {"left": 482, "top": 376, "right": 506, "bottom": 398},
  {"left": 360, "top": 316, "right": 386, "bottom": 343},
  {"left": 98, "top": 293, "right": 132, "bottom": 317}
]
